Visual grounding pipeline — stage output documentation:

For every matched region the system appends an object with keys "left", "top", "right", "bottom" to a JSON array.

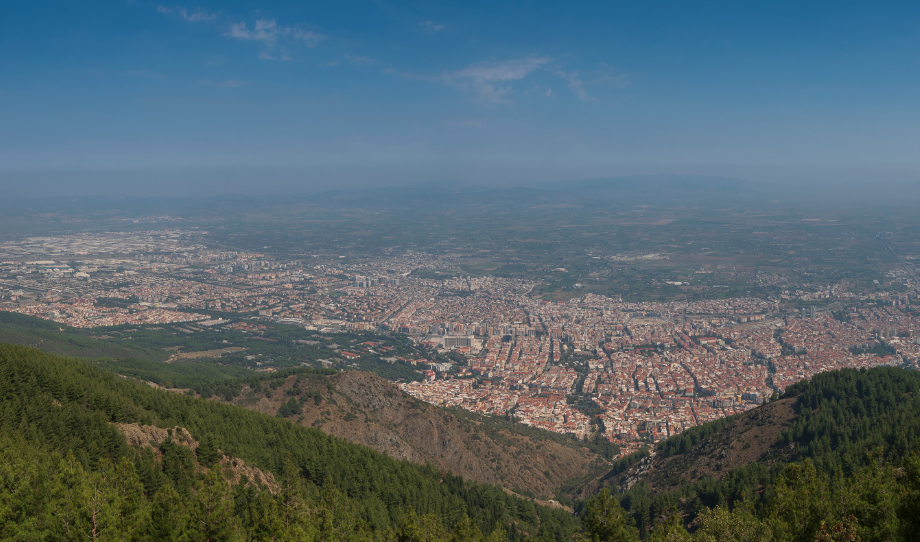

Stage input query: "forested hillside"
[
  {"left": 0, "top": 314, "right": 612, "bottom": 506},
  {"left": 0, "top": 311, "right": 163, "bottom": 360},
  {"left": 578, "top": 367, "right": 920, "bottom": 540},
  {"left": 5, "top": 339, "right": 920, "bottom": 541},
  {"left": 0, "top": 343, "right": 579, "bottom": 540}
]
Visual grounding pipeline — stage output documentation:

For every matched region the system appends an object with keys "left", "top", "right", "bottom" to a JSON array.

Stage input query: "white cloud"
[
  {"left": 226, "top": 18, "right": 324, "bottom": 50},
  {"left": 180, "top": 8, "right": 216, "bottom": 23},
  {"left": 291, "top": 29, "right": 323, "bottom": 47},
  {"left": 157, "top": 5, "right": 216, "bottom": 23},
  {"left": 442, "top": 57, "right": 551, "bottom": 102},
  {"left": 554, "top": 69, "right": 593, "bottom": 102},
  {"left": 157, "top": 6, "right": 324, "bottom": 59},
  {"left": 420, "top": 21, "right": 445, "bottom": 32},
  {"left": 226, "top": 19, "right": 280, "bottom": 46},
  {"left": 257, "top": 50, "right": 292, "bottom": 61}
]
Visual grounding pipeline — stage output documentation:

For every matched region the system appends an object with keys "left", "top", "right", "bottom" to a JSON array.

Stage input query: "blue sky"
[{"left": 2, "top": 1, "right": 919, "bottom": 195}]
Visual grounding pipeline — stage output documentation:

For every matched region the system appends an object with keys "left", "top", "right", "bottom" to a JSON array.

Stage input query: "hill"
[
  {"left": 0, "top": 311, "right": 163, "bottom": 360},
  {"left": 7, "top": 335, "right": 920, "bottom": 540},
  {"left": 574, "top": 396, "right": 799, "bottom": 500},
  {"left": 226, "top": 369, "right": 607, "bottom": 500},
  {"left": 0, "top": 314, "right": 609, "bottom": 500},
  {"left": 0, "top": 342, "right": 580, "bottom": 540},
  {"left": 573, "top": 366, "right": 920, "bottom": 539}
]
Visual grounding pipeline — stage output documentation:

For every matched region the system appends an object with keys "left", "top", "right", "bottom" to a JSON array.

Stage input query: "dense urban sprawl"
[{"left": 1, "top": 231, "right": 917, "bottom": 456}]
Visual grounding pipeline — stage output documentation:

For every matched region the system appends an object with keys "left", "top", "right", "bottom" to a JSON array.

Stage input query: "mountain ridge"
[
  {"left": 575, "top": 396, "right": 798, "bottom": 500},
  {"left": 227, "top": 369, "right": 608, "bottom": 500}
]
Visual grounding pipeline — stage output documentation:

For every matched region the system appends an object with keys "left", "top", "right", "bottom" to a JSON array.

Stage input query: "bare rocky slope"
[
  {"left": 114, "top": 422, "right": 279, "bottom": 491},
  {"left": 229, "top": 370, "right": 607, "bottom": 499}
]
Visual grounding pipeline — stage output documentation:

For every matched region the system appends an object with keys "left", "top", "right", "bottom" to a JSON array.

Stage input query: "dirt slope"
[{"left": 231, "top": 371, "right": 606, "bottom": 499}]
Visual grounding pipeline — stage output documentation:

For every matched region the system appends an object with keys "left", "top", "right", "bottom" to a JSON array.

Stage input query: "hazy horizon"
[{"left": 3, "top": 1, "right": 919, "bottom": 198}]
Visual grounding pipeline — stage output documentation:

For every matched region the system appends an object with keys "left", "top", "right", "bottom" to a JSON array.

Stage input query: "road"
[{"left": 876, "top": 234, "right": 918, "bottom": 286}]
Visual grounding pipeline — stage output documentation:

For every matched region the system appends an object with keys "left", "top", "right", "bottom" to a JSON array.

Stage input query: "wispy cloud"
[
  {"left": 291, "top": 29, "right": 324, "bottom": 47},
  {"left": 420, "top": 21, "right": 445, "bottom": 33},
  {"left": 441, "top": 57, "right": 551, "bottom": 102},
  {"left": 226, "top": 19, "right": 279, "bottom": 45},
  {"left": 226, "top": 18, "right": 324, "bottom": 51},
  {"left": 157, "top": 6, "right": 325, "bottom": 59},
  {"left": 157, "top": 5, "right": 217, "bottom": 23},
  {"left": 554, "top": 69, "right": 593, "bottom": 102},
  {"left": 258, "top": 48, "right": 292, "bottom": 61}
]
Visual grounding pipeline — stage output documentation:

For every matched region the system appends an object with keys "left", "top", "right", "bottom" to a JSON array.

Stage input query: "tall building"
[
  {"left": 355, "top": 275, "right": 382, "bottom": 287},
  {"left": 444, "top": 336, "right": 473, "bottom": 348}
]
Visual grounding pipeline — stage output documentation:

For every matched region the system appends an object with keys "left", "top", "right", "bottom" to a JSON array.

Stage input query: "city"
[
  {"left": 5, "top": 1, "right": 920, "bottom": 538},
  {"left": 2, "top": 230, "right": 915, "bottom": 458}
]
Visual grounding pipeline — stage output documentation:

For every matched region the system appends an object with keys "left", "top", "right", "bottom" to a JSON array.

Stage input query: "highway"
[{"left": 876, "top": 234, "right": 918, "bottom": 286}]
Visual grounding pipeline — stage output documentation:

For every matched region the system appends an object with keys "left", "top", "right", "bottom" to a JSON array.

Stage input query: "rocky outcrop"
[
  {"left": 116, "top": 423, "right": 198, "bottom": 451},
  {"left": 114, "top": 422, "right": 278, "bottom": 492}
]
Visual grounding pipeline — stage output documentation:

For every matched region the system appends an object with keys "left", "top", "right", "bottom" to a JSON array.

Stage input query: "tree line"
[
  {"left": 588, "top": 366, "right": 920, "bottom": 539},
  {"left": 0, "top": 343, "right": 577, "bottom": 540},
  {"left": 6, "top": 340, "right": 920, "bottom": 540}
]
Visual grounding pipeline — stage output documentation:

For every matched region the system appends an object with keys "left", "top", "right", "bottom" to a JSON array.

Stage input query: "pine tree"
[
  {"left": 766, "top": 461, "right": 830, "bottom": 541},
  {"left": 693, "top": 505, "right": 772, "bottom": 542},
  {"left": 183, "top": 470, "right": 241, "bottom": 542},
  {"left": 196, "top": 436, "right": 221, "bottom": 468},
  {"left": 148, "top": 484, "right": 185, "bottom": 542},
  {"left": 645, "top": 508, "right": 689, "bottom": 542},
  {"left": 581, "top": 489, "right": 639, "bottom": 542},
  {"left": 398, "top": 508, "right": 451, "bottom": 542}
]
